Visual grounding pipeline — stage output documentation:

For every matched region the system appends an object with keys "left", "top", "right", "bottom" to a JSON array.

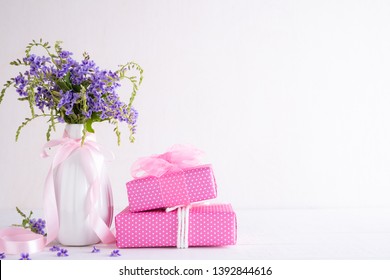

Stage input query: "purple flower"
[
  {"left": 0, "top": 252, "right": 5, "bottom": 259},
  {"left": 14, "top": 74, "right": 26, "bottom": 87},
  {"left": 5, "top": 40, "right": 143, "bottom": 144},
  {"left": 19, "top": 253, "right": 31, "bottom": 260},
  {"left": 59, "top": 51, "right": 73, "bottom": 59},
  {"left": 57, "top": 90, "right": 80, "bottom": 115},
  {"left": 23, "top": 54, "right": 51, "bottom": 77},
  {"left": 110, "top": 250, "right": 121, "bottom": 257},
  {"left": 14, "top": 52, "right": 137, "bottom": 126},
  {"left": 36, "top": 87, "right": 53, "bottom": 111},
  {"left": 14, "top": 73, "right": 28, "bottom": 97},
  {"left": 57, "top": 249, "right": 69, "bottom": 257},
  {"left": 91, "top": 246, "right": 100, "bottom": 253},
  {"left": 70, "top": 59, "right": 97, "bottom": 85},
  {"left": 49, "top": 245, "right": 60, "bottom": 252},
  {"left": 29, "top": 218, "right": 46, "bottom": 235}
]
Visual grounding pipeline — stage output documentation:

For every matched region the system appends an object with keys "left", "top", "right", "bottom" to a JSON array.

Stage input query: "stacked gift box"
[{"left": 115, "top": 147, "right": 237, "bottom": 248}]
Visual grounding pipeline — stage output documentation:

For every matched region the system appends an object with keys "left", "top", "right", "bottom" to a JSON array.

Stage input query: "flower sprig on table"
[
  {"left": 57, "top": 248, "right": 69, "bottom": 257},
  {"left": 110, "top": 249, "right": 121, "bottom": 257},
  {"left": 12, "top": 207, "right": 46, "bottom": 236},
  {"left": 19, "top": 253, "right": 31, "bottom": 260},
  {"left": 91, "top": 246, "right": 100, "bottom": 253},
  {"left": 0, "top": 39, "right": 143, "bottom": 145},
  {"left": 5, "top": 246, "right": 124, "bottom": 259}
]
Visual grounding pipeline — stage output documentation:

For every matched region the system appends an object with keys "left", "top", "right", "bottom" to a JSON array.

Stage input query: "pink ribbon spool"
[{"left": 0, "top": 227, "right": 45, "bottom": 254}]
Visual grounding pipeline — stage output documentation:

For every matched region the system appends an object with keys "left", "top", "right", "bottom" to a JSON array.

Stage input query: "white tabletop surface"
[{"left": 1, "top": 207, "right": 389, "bottom": 260}]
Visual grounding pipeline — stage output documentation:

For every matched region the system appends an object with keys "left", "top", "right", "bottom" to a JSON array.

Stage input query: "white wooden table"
[{"left": 1, "top": 208, "right": 389, "bottom": 260}]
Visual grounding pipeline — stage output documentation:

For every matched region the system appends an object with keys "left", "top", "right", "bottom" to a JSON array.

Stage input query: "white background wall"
[{"left": 1, "top": 0, "right": 390, "bottom": 211}]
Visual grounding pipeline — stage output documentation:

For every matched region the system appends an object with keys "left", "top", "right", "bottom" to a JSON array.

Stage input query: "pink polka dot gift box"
[
  {"left": 115, "top": 203, "right": 237, "bottom": 248},
  {"left": 127, "top": 165, "right": 217, "bottom": 212},
  {"left": 126, "top": 146, "right": 218, "bottom": 212}
]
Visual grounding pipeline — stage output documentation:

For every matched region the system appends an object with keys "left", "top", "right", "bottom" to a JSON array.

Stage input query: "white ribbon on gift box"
[{"left": 166, "top": 201, "right": 210, "bottom": 249}]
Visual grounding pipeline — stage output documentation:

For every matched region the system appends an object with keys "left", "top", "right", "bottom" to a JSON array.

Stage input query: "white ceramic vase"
[{"left": 53, "top": 124, "right": 113, "bottom": 246}]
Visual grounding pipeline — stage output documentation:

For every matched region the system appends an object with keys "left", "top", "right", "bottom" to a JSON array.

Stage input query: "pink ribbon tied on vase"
[
  {"left": 41, "top": 131, "right": 116, "bottom": 246},
  {"left": 131, "top": 144, "right": 204, "bottom": 178}
]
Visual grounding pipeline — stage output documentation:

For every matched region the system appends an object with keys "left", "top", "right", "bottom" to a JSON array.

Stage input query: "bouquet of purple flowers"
[{"left": 0, "top": 39, "right": 143, "bottom": 144}]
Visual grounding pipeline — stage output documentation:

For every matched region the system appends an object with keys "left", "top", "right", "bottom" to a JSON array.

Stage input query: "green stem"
[
  {"left": 26, "top": 40, "right": 59, "bottom": 68},
  {"left": 0, "top": 80, "right": 15, "bottom": 105},
  {"left": 16, "top": 113, "right": 54, "bottom": 142}
]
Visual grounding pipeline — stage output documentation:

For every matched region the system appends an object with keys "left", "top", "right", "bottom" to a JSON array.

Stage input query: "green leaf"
[
  {"left": 130, "top": 135, "right": 135, "bottom": 143},
  {"left": 113, "top": 120, "right": 121, "bottom": 145},
  {"left": 16, "top": 117, "right": 34, "bottom": 142},
  {"left": 56, "top": 80, "right": 70, "bottom": 91},
  {"left": 0, "top": 89, "right": 6, "bottom": 104},
  {"left": 81, "top": 80, "right": 91, "bottom": 89},
  {"left": 72, "top": 84, "right": 81, "bottom": 92},
  {"left": 64, "top": 72, "right": 72, "bottom": 88},
  {"left": 16, "top": 206, "right": 26, "bottom": 218},
  {"left": 0, "top": 80, "right": 15, "bottom": 104},
  {"left": 85, "top": 119, "right": 95, "bottom": 133},
  {"left": 51, "top": 90, "right": 62, "bottom": 102},
  {"left": 85, "top": 112, "right": 101, "bottom": 133}
]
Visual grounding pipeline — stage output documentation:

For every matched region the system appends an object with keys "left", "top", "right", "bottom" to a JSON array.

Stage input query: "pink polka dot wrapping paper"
[
  {"left": 126, "top": 164, "right": 218, "bottom": 212},
  {"left": 115, "top": 204, "right": 237, "bottom": 248}
]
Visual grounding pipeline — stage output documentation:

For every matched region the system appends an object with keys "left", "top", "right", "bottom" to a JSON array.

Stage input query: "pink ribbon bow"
[
  {"left": 131, "top": 144, "right": 204, "bottom": 178},
  {"left": 42, "top": 132, "right": 115, "bottom": 246}
]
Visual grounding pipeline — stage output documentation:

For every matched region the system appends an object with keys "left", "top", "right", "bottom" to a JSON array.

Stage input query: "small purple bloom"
[
  {"left": 57, "top": 90, "right": 80, "bottom": 116},
  {"left": 14, "top": 74, "right": 26, "bottom": 86},
  {"left": 0, "top": 252, "right": 5, "bottom": 259},
  {"left": 57, "top": 249, "right": 69, "bottom": 257},
  {"left": 59, "top": 51, "right": 73, "bottom": 59},
  {"left": 91, "top": 246, "right": 100, "bottom": 253},
  {"left": 19, "top": 253, "right": 31, "bottom": 260},
  {"left": 110, "top": 250, "right": 121, "bottom": 257},
  {"left": 29, "top": 218, "right": 46, "bottom": 235},
  {"left": 49, "top": 245, "right": 60, "bottom": 252}
]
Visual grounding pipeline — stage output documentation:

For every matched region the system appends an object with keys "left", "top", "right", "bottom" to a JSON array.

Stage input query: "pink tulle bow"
[{"left": 131, "top": 145, "right": 204, "bottom": 178}]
